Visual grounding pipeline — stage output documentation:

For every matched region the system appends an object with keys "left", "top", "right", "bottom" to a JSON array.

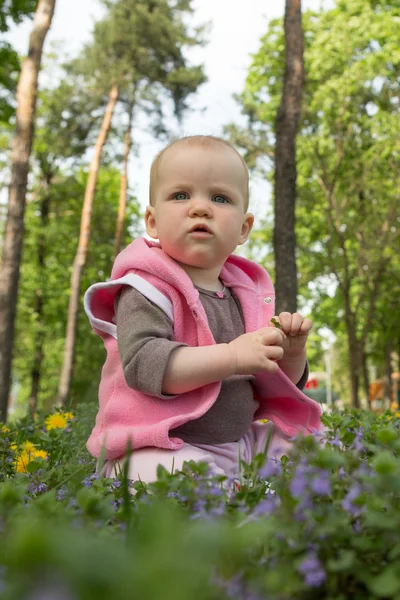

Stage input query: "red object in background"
[{"left": 306, "top": 378, "right": 319, "bottom": 389}]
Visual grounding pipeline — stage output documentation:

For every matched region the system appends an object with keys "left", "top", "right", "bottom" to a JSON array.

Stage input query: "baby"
[{"left": 84, "top": 135, "right": 322, "bottom": 484}]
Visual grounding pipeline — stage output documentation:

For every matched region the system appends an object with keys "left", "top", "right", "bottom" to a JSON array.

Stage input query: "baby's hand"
[
  {"left": 269, "top": 312, "right": 312, "bottom": 359},
  {"left": 228, "top": 327, "right": 286, "bottom": 375}
]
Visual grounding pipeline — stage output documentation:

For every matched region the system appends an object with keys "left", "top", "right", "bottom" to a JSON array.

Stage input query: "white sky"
[{"left": 6, "top": 0, "right": 331, "bottom": 219}]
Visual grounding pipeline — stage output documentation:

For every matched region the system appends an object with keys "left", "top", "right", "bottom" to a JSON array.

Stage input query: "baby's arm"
[
  {"left": 162, "top": 328, "right": 285, "bottom": 395},
  {"left": 116, "top": 286, "right": 188, "bottom": 398},
  {"left": 116, "top": 286, "right": 285, "bottom": 396}
]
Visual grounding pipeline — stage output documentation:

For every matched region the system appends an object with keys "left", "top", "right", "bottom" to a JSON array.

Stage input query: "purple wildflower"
[
  {"left": 342, "top": 483, "right": 363, "bottom": 515},
  {"left": 298, "top": 553, "right": 326, "bottom": 588},
  {"left": 56, "top": 486, "right": 68, "bottom": 501},
  {"left": 193, "top": 498, "right": 207, "bottom": 513},
  {"left": 208, "top": 482, "right": 223, "bottom": 497},
  {"left": 329, "top": 432, "right": 342, "bottom": 447},
  {"left": 310, "top": 470, "right": 331, "bottom": 496},
  {"left": 82, "top": 477, "right": 92, "bottom": 488},
  {"left": 210, "top": 503, "right": 225, "bottom": 517},
  {"left": 305, "top": 569, "right": 326, "bottom": 587},
  {"left": 253, "top": 497, "right": 279, "bottom": 516},
  {"left": 311, "top": 427, "right": 325, "bottom": 442},
  {"left": 350, "top": 428, "right": 365, "bottom": 453},
  {"left": 259, "top": 458, "right": 282, "bottom": 479},
  {"left": 27, "top": 482, "right": 47, "bottom": 495},
  {"left": 290, "top": 469, "right": 307, "bottom": 498}
]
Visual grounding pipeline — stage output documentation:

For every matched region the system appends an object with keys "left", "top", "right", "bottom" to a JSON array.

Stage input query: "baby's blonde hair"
[{"left": 149, "top": 135, "right": 249, "bottom": 210}]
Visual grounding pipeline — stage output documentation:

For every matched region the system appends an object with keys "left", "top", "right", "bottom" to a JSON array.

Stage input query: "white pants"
[{"left": 101, "top": 422, "right": 293, "bottom": 484}]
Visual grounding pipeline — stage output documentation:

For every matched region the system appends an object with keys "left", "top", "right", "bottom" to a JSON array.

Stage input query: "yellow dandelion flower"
[
  {"left": 15, "top": 451, "right": 31, "bottom": 473},
  {"left": 15, "top": 447, "right": 48, "bottom": 473},
  {"left": 45, "top": 413, "right": 68, "bottom": 430},
  {"left": 21, "top": 440, "right": 37, "bottom": 452},
  {"left": 63, "top": 412, "right": 74, "bottom": 420},
  {"left": 33, "top": 449, "right": 48, "bottom": 460},
  {"left": 1, "top": 425, "right": 10, "bottom": 433},
  {"left": 395, "top": 412, "right": 400, "bottom": 418}
]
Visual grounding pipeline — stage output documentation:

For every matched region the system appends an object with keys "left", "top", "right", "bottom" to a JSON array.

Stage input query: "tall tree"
[
  {"left": 57, "top": 0, "right": 206, "bottom": 406},
  {"left": 0, "top": 0, "right": 56, "bottom": 423},
  {"left": 273, "top": 0, "right": 304, "bottom": 313},
  {"left": 57, "top": 83, "right": 119, "bottom": 407},
  {"left": 114, "top": 95, "right": 135, "bottom": 258}
]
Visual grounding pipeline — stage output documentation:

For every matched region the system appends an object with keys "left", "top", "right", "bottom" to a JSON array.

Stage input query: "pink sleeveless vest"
[{"left": 84, "top": 237, "right": 322, "bottom": 460}]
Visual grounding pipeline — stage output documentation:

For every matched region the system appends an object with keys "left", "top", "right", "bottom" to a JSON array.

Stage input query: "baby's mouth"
[{"left": 190, "top": 223, "right": 212, "bottom": 234}]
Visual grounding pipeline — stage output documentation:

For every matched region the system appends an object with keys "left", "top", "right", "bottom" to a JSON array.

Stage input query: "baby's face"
[{"left": 145, "top": 142, "right": 254, "bottom": 276}]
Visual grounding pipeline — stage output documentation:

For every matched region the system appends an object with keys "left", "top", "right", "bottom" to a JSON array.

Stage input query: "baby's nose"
[{"left": 189, "top": 197, "right": 212, "bottom": 216}]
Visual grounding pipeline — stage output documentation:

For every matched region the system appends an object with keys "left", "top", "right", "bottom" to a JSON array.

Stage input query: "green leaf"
[
  {"left": 327, "top": 550, "right": 355, "bottom": 572},
  {"left": 366, "top": 567, "right": 400, "bottom": 597},
  {"left": 372, "top": 451, "right": 398, "bottom": 475},
  {"left": 377, "top": 427, "right": 398, "bottom": 445},
  {"left": 26, "top": 457, "right": 47, "bottom": 474},
  {"left": 313, "top": 448, "right": 345, "bottom": 469}
]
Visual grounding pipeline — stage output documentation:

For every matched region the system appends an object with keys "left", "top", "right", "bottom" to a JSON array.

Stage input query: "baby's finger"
[
  {"left": 298, "top": 318, "right": 313, "bottom": 335},
  {"left": 277, "top": 312, "right": 292, "bottom": 335},
  {"left": 265, "top": 345, "right": 285, "bottom": 361},
  {"left": 259, "top": 327, "right": 286, "bottom": 345},
  {"left": 287, "top": 312, "right": 304, "bottom": 336}
]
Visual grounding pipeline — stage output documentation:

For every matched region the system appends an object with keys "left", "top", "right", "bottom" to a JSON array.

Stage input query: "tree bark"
[
  {"left": 273, "top": 0, "right": 304, "bottom": 313},
  {"left": 114, "top": 99, "right": 134, "bottom": 258},
  {"left": 383, "top": 339, "right": 393, "bottom": 410},
  {"left": 0, "top": 0, "right": 56, "bottom": 423},
  {"left": 361, "top": 349, "right": 371, "bottom": 410},
  {"left": 347, "top": 327, "right": 361, "bottom": 409},
  {"left": 28, "top": 176, "right": 51, "bottom": 413},
  {"left": 57, "top": 84, "right": 119, "bottom": 406}
]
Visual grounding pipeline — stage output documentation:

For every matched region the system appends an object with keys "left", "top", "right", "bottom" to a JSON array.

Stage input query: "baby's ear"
[
  {"left": 145, "top": 205, "right": 158, "bottom": 239},
  {"left": 239, "top": 212, "right": 254, "bottom": 245}
]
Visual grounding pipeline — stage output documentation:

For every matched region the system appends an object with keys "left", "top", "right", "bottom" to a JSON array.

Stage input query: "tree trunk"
[
  {"left": 0, "top": 0, "right": 56, "bottom": 423},
  {"left": 348, "top": 333, "right": 361, "bottom": 408},
  {"left": 57, "top": 84, "right": 119, "bottom": 407},
  {"left": 273, "top": 0, "right": 304, "bottom": 314},
  {"left": 383, "top": 339, "right": 393, "bottom": 410},
  {"left": 28, "top": 180, "right": 51, "bottom": 413},
  {"left": 114, "top": 99, "right": 134, "bottom": 258},
  {"left": 361, "top": 349, "right": 371, "bottom": 410}
]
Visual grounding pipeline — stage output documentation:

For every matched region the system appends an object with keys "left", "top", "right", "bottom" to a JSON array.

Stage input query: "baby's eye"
[
  {"left": 212, "top": 195, "right": 229, "bottom": 204},
  {"left": 172, "top": 192, "right": 189, "bottom": 200}
]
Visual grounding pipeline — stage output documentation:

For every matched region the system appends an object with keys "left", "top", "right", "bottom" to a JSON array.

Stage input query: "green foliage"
[
  {"left": 0, "top": 0, "right": 37, "bottom": 122},
  {"left": 230, "top": 0, "right": 400, "bottom": 401},
  {"left": 71, "top": 0, "right": 207, "bottom": 131},
  {"left": 2, "top": 407, "right": 400, "bottom": 598},
  {"left": 0, "top": 0, "right": 36, "bottom": 31}
]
